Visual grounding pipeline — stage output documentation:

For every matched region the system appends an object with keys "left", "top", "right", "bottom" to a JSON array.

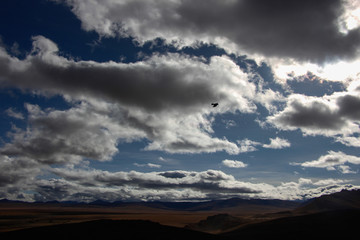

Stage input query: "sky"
[{"left": 1, "top": 0, "right": 360, "bottom": 202}]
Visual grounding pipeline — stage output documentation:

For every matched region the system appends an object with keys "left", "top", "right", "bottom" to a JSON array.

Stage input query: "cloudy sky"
[{"left": 1, "top": 0, "right": 360, "bottom": 202}]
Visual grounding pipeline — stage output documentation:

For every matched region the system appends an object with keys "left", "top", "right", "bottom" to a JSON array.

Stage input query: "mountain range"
[{"left": 1, "top": 189, "right": 359, "bottom": 239}]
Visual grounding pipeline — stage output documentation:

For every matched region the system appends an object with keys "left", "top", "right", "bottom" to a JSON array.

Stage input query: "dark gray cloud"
[
  {"left": 60, "top": 0, "right": 360, "bottom": 63},
  {"left": 337, "top": 94, "right": 360, "bottom": 120},
  {"left": 158, "top": 171, "right": 187, "bottom": 179},
  {"left": 0, "top": 35, "right": 258, "bottom": 115},
  {"left": 179, "top": 0, "right": 360, "bottom": 62},
  {"left": 0, "top": 103, "right": 122, "bottom": 164},
  {"left": 272, "top": 99, "right": 345, "bottom": 130},
  {"left": 0, "top": 156, "right": 41, "bottom": 187},
  {"left": 2, "top": 49, "right": 218, "bottom": 113},
  {"left": 268, "top": 92, "right": 360, "bottom": 138}
]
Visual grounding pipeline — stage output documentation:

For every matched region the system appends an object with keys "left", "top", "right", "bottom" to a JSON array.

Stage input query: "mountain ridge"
[
  {"left": 294, "top": 189, "right": 360, "bottom": 213},
  {"left": 0, "top": 197, "right": 301, "bottom": 211}
]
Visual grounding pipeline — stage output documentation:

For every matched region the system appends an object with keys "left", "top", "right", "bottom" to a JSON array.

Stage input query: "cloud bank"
[
  {"left": 2, "top": 163, "right": 355, "bottom": 202},
  {"left": 0, "top": 36, "right": 283, "bottom": 156},
  {"left": 57, "top": 0, "right": 360, "bottom": 63}
]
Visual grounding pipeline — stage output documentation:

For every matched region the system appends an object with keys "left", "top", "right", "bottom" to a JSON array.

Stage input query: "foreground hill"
[
  {"left": 0, "top": 219, "right": 222, "bottom": 240},
  {"left": 3, "top": 209, "right": 359, "bottom": 240},
  {"left": 0, "top": 197, "right": 300, "bottom": 232},
  {"left": 222, "top": 209, "right": 360, "bottom": 239},
  {"left": 187, "top": 189, "right": 360, "bottom": 235},
  {"left": 185, "top": 213, "right": 246, "bottom": 233}
]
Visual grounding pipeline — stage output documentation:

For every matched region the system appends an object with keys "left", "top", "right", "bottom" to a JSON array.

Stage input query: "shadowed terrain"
[
  {"left": 221, "top": 209, "right": 360, "bottom": 239},
  {"left": 0, "top": 197, "right": 299, "bottom": 232},
  {"left": 0, "top": 219, "right": 222, "bottom": 240}
]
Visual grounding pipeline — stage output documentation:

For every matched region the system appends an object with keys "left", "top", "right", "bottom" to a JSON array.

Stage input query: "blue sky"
[{"left": 1, "top": 0, "right": 360, "bottom": 202}]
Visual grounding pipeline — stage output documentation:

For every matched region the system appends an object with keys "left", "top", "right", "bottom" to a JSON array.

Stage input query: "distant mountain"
[
  {"left": 295, "top": 189, "right": 360, "bottom": 213},
  {"left": 0, "top": 197, "right": 300, "bottom": 212},
  {"left": 0, "top": 219, "right": 223, "bottom": 240},
  {"left": 113, "top": 198, "right": 301, "bottom": 212}
]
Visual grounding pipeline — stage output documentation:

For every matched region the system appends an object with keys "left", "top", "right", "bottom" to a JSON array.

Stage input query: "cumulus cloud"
[
  {"left": 51, "top": 0, "right": 360, "bottom": 86},
  {"left": 263, "top": 137, "right": 291, "bottom": 149},
  {"left": 0, "top": 155, "right": 41, "bottom": 187},
  {"left": 0, "top": 36, "right": 259, "bottom": 114},
  {"left": 268, "top": 94, "right": 344, "bottom": 133},
  {"left": 222, "top": 159, "right": 247, "bottom": 168},
  {"left": 0, "top": 102, "right": 127, "bottom": 164},
  {"left": 57, "top": 0, "right": 360, "bottom": 64},
  {"left": 267, "top": 87, "right": 360, "bottom": 143},
  {"left": 0, "top": 35, "right": 275, "bottom": 155},
  {"left": 0, "top": 35, "right": 281, "bottom": 201},
  {"left": 291, "top": 151, "right": 360, "bottom": 174}
]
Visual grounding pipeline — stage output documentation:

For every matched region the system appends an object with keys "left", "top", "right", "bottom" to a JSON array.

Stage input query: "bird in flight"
[{"left": 211, "top": 103, "right": 219, "bottom": 107}]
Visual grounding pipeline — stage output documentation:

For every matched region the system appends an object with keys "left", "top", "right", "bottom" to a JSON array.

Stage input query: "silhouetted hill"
[
  {"left": 295, "top": 189, "right": 360, "bottom": 213},
  {"left": 185, "top": 213, "right": 246, "bottom": 233},
  {"left": 0, "top": 219, "right": 223, "bottom": 240},
  {"left": 222, "top": 209, "right": 360, "bottom": 239}
]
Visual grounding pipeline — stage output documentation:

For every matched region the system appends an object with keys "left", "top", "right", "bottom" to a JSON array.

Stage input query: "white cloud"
[
  {"left": 291, "top": 151, "right": 360, "bottom": 174},
  {"left": 134, "top": 163, "right": 161, "bottom": 168},
  {"left": 268, "top": 57, "right": 360, "bottom": 84},
  {"left": 222, "top": 119, "right": 236, "bottom": 129},
  {"left": 236, "top": 138, "right": 262, "bottom": 153},
  {"left": 337, "top": 0, "right": 360, "bottom": 34},
  {"left": 335, "top": 136, "right": 360, "bottom": 147},
  {"left": 263, "top": 137, "right": 291, "bottom": 149},
  {"left": 0, "top": 36, "right": 272, "bottom": 155},
  {"left": 5, "top": 108, "right": 24, "bottom": 120},
  {"left": 222, "top": 159, "right": 247, "bottom": 168}
]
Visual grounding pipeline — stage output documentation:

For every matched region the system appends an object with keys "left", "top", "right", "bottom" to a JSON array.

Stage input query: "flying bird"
[{"left": 211, "top": 103, "right": 219, "bottom": 107}]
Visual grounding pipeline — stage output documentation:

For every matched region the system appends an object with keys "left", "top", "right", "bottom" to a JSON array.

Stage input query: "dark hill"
[
  {"left": 0, "top": 219, "right": 223, "bottom": 240},
  {"left": 295, "top": 189, "right": 360, "bottom": 213},
  {"left": 185, "top": 213, "right": 246, "bottom": 233},
  {"left": 222, "top": 209, "right": 360, "bottom": 239}
]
